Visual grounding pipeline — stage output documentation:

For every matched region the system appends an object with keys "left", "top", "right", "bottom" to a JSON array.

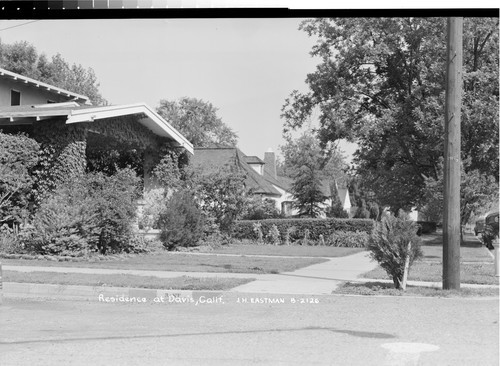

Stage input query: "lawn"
[
  {"left": 2, "top": 252, "right": 327, "bottom": 274},
  {"left": 334, "top": 281, "right": 499, "bottom": 298},
  {"left": 362, "top": 261, "right": 499, "bottom": 285},
  {"left": 210, "top": 244, "right": 364, "bottom": 257},
  {"left": 3, "top": 271, "right": 254, "bottom": 291}
]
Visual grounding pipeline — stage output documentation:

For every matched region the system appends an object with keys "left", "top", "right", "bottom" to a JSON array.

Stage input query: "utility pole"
[{"left": 443, "top": 17, "right": 462, "bottom": 290}]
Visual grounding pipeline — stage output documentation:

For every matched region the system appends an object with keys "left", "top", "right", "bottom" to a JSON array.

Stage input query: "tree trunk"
[{"left": 401, "top": 241, "right": 412, "bottom": 291}]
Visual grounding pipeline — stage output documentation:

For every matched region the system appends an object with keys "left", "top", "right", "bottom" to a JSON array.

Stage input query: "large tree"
[
  {"left": 282, "top": 18, "right": 499, "bottom": 213},
  {"left": 0, "top": 39, "right": 106, "bottom": 105},
  {"left": 156, "top": 97, "right": 238, "bottom": 148},
  {"left": 281, "top": 132, "right": 327, "bottom": 217}
]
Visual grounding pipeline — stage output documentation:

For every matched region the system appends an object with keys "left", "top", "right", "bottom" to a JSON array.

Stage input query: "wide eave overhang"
[{"left": 0, "top": 102, "right": 194, "bottom": 154}]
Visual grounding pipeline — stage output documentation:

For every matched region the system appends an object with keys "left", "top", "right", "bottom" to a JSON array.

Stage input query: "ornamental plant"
[
  {"left": 158, "top": 189, "right": 205, "bottom": 250},
  {"left": 367, "top": 211, "right": 423, "bottom": 290}
]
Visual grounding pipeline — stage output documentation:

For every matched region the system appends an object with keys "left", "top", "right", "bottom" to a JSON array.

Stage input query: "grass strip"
[
  {"left": 3, "top": 271, "right": 254, "bottom": 291},
  {"left": 334, "top": 281, "right": 499, "bottom": 298},
  {"left": 2, "top": 253, "right": 327, "bottom": 274},
  {"left": 362, "top": 261, "right": 499, "bottom": 285}
]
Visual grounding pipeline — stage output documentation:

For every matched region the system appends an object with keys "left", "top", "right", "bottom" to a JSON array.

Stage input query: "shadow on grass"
[
  {"left": 421, "top": 232, "right": 483, "bottom": 248},
  {"left": 335, "top": 281, "right": 499, "bottom": 298}
]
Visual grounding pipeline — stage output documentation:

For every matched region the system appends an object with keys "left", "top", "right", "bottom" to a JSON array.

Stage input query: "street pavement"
[{"left": 1, "top": 294, "right": 498, "bottom": 365}]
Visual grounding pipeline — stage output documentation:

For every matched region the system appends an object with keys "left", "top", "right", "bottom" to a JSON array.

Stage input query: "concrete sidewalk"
[{"left": 2, "top": 251, "right": 498, "bottom": 299}]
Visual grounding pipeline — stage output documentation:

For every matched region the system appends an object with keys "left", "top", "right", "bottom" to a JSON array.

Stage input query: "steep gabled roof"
[
  {"left": 0, "top": 67, "right": 90, "bottom": 105},
  {"left": 192, "top": 147, "right": 281, "bottom": 197}
]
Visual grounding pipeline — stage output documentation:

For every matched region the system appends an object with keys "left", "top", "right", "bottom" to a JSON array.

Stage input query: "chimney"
[{"left": 264, "top": 148, "right": 277, "bottom": 179}]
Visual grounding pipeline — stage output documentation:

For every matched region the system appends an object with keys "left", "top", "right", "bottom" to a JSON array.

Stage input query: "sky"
[{"left": 0, "top": 18, "right": 358, "bottom": 162}]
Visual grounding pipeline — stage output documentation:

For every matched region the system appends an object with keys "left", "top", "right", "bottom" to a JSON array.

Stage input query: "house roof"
[
  {"left": 0, "top": 67, "right": 90, "bottom": 105},
  {"left": 0, "top": 102, "right": 194, "bottom": 154},
  {"left": 192, "top": 147, "right": 281, "bottom": 197},
  {"left": 244, "top": 156, "right": 265, "bottom": 165}
]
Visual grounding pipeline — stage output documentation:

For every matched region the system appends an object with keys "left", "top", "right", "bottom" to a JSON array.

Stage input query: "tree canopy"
[
  {"left": 282, "top": 17, "right": 499, "bottom": 213},
  {"left": 156, "top": 97, "right": 238, "bottom": 148},
  {"left": 0, "top": 39, "right": 106, "bottom": 105}
]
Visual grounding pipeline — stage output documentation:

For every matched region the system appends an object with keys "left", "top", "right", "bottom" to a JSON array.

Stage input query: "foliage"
[
  {"left": 367, "top": 212, "right": 423, "bottom": 289},
  {"left": 266, "top": 224, "right": 281, "bottom": 245},
  {"left": 156, "top": 97, "right": 238, "bottom": 147},
  {"left": 19, "top": 168, "right": 140, "bottom": 255},
  {"left": 233, "top": 218, "right": 374, "bottom": 242},
  {"left": 88, "top": 168, "right": 141, "bottom": 254},
  {"left": 242, "top": 197, "right": 281, "bottom": 220},
  {"left": 137, "top": 188, "right": 166, "bottom": 231},
  {"left": 353, "top": 200, "right": 370, "bottom": 219},
  {"left": 327, "top": 181, "right": 349, "bottom": 218},
  {"left": 158, "top": 189, "right": 205, "bottom": 250},
  {"left": 282, "top": 17, "right": 499, "bottom": 213},
  {"left": 421, "top": 159, "right": 499, "bottom": 226},
  {"left": 189, "top": 164, "right": 249, "bottom": 234},
  {"left": 326, "top": 230, "right": 370, "bottom": 248},
  {"left": 0, "top": 132, "right": 40, "bottom": 224},
  {"left": 0, "top": 224, "right": 25, "bottom": 254},
  {"left": 0, "top": 40, "right": 106, "bottom": 105},
  {"left": 19, "top": 178, "right": 99, "bottom": 256},
  {"left": 281, "top": 132, "right": 327, "bottom": 217}
]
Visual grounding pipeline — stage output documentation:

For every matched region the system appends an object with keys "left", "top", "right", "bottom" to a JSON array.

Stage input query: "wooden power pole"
[{"left": 443, "top": 17, "right": 463, "bottom": 290}]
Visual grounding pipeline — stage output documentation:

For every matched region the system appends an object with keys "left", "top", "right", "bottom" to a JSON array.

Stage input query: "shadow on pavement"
[{"left": 0, "top": 326, "right": 396, "bottom": 345}]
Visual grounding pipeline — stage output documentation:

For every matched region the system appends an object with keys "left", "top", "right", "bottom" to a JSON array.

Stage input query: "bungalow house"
[{"left": 0, "top": 67, "right": 194, "bottom": 196}]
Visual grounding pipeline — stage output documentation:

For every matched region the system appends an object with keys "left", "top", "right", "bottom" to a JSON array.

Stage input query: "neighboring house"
[
  {"left": 260, "top": 149, "right": 351, "bottom": 218},
  {"left": 0, "top": 67, "right": 194, "bottom": 196},
  {"left": 192, "top": 147, "right": 281, "bottom": 199},
  {"left": 192, "top": 146, "right": 351, "bottom": 218}
]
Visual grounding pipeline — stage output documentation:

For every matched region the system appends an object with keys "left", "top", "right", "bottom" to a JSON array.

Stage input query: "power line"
[{"left": 0, "top": 20, "right": 41, "bottom": 33}]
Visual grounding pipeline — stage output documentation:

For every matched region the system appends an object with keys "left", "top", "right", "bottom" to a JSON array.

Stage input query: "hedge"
[{"left": 233, "top": 218, "right": 374, "bottom": 241}]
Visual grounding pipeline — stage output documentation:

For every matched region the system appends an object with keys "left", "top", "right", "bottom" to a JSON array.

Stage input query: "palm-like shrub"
[{"left": 367, "top": 212, "right": 423, "bottom": 290}]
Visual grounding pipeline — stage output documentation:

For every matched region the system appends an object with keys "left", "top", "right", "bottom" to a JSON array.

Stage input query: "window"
[
  {"left": 47, "top": 100, "right": 56, "bottom": 104},
  {"left": 11, "top": 90, "right": 21, "bottom": 106}
]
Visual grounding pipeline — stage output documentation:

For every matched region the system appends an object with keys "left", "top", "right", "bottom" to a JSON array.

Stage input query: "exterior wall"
[{"left": 0, "top": 78, "right": 72, "bottom": 106}]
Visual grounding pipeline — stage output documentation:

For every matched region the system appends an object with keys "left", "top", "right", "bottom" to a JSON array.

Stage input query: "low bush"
[
  {"left": 367, "top": 212, "right": 423, "bottom": 290},
  {"left": 242, "top": 197, "right": 281, "bottom": 220},
  {"left": 158, "top": 189, "right": 205, "bottom": 250},
  {"left": 18, "top": 168, "right": 140, "bottom": 256},
  {"left": 233, "top": 218, "right": 374, "bottom": 242},
  {"left": 326, "top": 230, "right": 369, "bottom": 248}
]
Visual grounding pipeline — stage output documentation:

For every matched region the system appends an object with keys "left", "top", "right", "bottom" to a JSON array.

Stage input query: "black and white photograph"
[{"left": 0, "top": 3, "right": 498, "bottom": 365}]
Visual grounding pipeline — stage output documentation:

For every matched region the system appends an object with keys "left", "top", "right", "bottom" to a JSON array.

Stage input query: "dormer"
[{"left": 244, "top": 155, "right": 265, "bottom": 175}]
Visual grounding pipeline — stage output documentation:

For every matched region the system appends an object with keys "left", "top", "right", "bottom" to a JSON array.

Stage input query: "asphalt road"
[{"left": 0, "top": 294, "right": 498, "bottom": 365}]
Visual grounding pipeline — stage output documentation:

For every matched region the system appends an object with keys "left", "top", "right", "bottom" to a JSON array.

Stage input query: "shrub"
[
  {"left": 233, "top": 218, "right": 374, "bottom": 242},
  {"left": 137, "top": 188, "right": 167, "bottom": 230},
  {"left": 0, "top": 132, "right": 40, "bottom": 225},
  {"left": 158, "top": 190, "right": 205, "bottom": 250},
  {"left": 266, "top": 224, "right": 281, "bottom": 245},
  {"left": 367, "top": 212, "right": 423, "bottom": 290},
  {"left": 253, "top": 222, "right": 264, "bottom": 244},
  {"left": 87, "top": 168, "right": 141, "bottom": 254},
  {"left": 19, "top": 168, "right": 140, "bottom": 256},
  {"left": 242, "top": 197, "right": 281, "bottom": 220},
  {"left": 327, "top": 202, "right": 349, "bottom": 218},
  {"left": 0, "top": 224, "right": 25, "bottom": 254},
  {"left": 327, "top": 230, "right": 370, "bottom": 248}
]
